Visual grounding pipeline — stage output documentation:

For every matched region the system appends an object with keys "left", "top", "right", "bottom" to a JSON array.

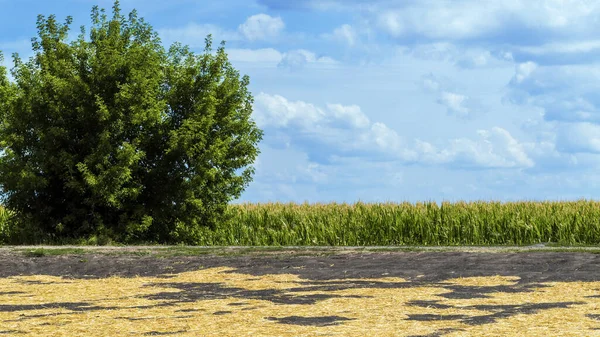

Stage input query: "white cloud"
[
  {"left": 158, "top": 14, "right": 285, "bottom": 48},
  {"left": 501, "top": 52, "right": 514, "bottom": 62},
  {"left": 454, "top": 50, "right": 515, "bottom": 69},
  {"left": 505, "top": 62, "right": 600, "bottom": 124},
  {"left": 455, "top": 51, "right": 491, "bottom": 68},
  {"left": 287, "top": 0, "right": 600, "bottom": 42},
  {"left": 254, "top": 92, "right": 532, "bottom": 169},
  {"left": 253, "top": 93, "right": 326, "bottom": 128},
  {"left": 223, "top": 48, "right": 337, "bottom": 69},
  {"left": 415, "top": 127, "right": 534, "bottom": 169},
  {"left": 397, "top": 43, "right": 512, "bottom": 70},
  {"left": 437, "top": 92, "right": 471, "bottom": 118},
  {"left": 253, "top": 92, "right": 410, "bottom": 159},
  {"left": 331, "top": 24, "right": 357, "bottom": 46},
  {"left": 360, "top": 122, "right": 405, "bottom": 153},
  {"left": 521, "top": 140, "right": 582, "bottom": 172},
  {"left": 512, "top": 62, "right": 538, "bottom": 84},
  {"left": 421, "top": 73, "right": 478, "bottom": 119},
  {"left": 516, "top": 40, "right": 600, "bottom": 55},
  {"left": 401, "top": 42, "right": 456, "bottom": 62},
  {"left": 253, "top": 93, "right": 370, "bottom": 130},
  {"left": 238, "top": 14, "right": 284, "bottom": 41},
  {"left": 478, "top": 127, "right": 535, "bottom": 168},
  {"left": 277, "top": 49, "right": 337, "bottom": 70},
  {"left": 556, "top": 122, "right": 600, "bottom": 153},
  {"left": 517, "top": 108, "right": 600, "bottom": 169},
  {"left": 422, "top": 76, "right": 440, "bottom": 91},
  {"left": 375, "top": 3, "right": 507, "bottom": 40},
  {"left": 242, "top": 144, "right": 416, "bottom": 203},
  {"left": 326, "top": 103, "right": 370, "bottom": 128},
  {"left": 254, "top": 145, "right": 329, "bottom": 184},
  {"left": 544, "top": 97, "right": 600, "bottom": 123},
  {"left": 509, "top": 39, "right": 600, "bottom": 65}
]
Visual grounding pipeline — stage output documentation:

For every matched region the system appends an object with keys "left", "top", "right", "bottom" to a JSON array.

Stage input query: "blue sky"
[{"left": 2, "top": 0, "right": 600, "bottom": 203}]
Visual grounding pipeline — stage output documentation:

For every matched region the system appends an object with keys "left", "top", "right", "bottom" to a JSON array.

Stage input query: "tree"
[{"left": 0, "top": 1, "right": 263, "bottom": 243}]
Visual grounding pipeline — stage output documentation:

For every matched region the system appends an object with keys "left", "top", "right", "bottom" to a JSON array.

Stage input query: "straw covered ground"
[{"left": 0, "top": 250, "right": 600, "bottom": 336}]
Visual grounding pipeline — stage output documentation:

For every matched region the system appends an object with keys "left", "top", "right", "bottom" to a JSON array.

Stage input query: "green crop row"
[
  {"left": 0, "top": 206, "right": 12, "bottom": 243},
  {"left": 2, "top": 200, "right": 600, "bottom": 246},
  {"left": 196, "top": 200, "right": 600, "bottom": 246}
]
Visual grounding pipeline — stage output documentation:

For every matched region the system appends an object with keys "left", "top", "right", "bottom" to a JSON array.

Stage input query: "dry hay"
[{"left": 0, "top": 268, "right": 599, "bottom": 336}]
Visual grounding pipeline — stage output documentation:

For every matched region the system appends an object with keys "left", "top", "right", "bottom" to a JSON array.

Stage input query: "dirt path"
[{"left": 0, "top": 249, "right": 599, "bottom": 336}]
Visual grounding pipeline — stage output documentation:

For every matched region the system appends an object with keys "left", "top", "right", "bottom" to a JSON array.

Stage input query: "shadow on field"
[{"left": 0, "top": 251, "right": 599, "bottom": 336}]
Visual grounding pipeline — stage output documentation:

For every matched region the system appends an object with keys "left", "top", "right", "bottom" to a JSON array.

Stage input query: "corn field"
[{"left": 190, "top": 200, "right": 600, "bottom": 246}]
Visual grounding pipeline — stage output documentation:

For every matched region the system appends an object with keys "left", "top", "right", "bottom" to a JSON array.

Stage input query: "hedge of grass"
[
  {"left": 190, "top": 200, "right": 600, "bottom": 246},
  {"left": 2, "top": 200, "right": 600, "bottom": 246}
]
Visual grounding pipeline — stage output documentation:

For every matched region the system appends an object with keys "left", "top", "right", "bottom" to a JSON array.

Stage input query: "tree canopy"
[{"left": 0, "top": 1, "right": 263, "bottom": 243}]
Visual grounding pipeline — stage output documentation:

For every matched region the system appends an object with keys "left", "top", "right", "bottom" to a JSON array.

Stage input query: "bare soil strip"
[
  {"left": 4, "top": 244, "right": 600, "bottom": 252},
  {"left": 0, "top": 249, "right": 599, "bottom": 336}
]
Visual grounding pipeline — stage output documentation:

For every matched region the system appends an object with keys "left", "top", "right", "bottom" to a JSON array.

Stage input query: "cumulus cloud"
[
  {"left": 253, "top": 93, "right": 375, "bottom": 151},
  {"left": 277, "top": 49, "right": 337, "bottom": 70},
  {"left": 159, "top": 14, "right": 285, "bottom": 47},
  {"left": 238, "top": 14, "right": 285, "bottom": 41},
  {"left": 242, "top": 144, "right": 333, "bottom": 202},
  {"left": 375, "top": 4, "right": 501, "bottom": 40},
  {"left": 396, "top": 43, "right": 513, "bottom": 70},
  {"left": 509, "top": 39, "right": 600, "bottom": 65},
  {"left": 219, "top": 47, "right": 337, "bottom": 70},
  {"left": 326, "top": 103, "right": 370, "bottom": 128},
  {"left": 511, "top": 62, "right": 538, "bottom": 84},
  {"left": 517, "top": 40, "right": 600, "bottom": 56},
  {"left": 543, "top": 98, "right": 600, "bottom": 123},
  {"left": 265, "top": 0, "right": 600, "bottom": 43},
  {"left": 437, "top": 92, "right": 471, "bottom": 118},
  {"left": 414, "top": 127, "right": 534, "bottom": 169},
  {"left": 358, "top": 122, "right": 407, "bottom": 155},
  {"left": 556, "top": 122, "right": 600, "bottom": 154},
  {"left": 254, "top": 92, "right": 532, "bottom": 169},
  {"left": 517, "top": 113, "right": 600, "bottom": 171},
  {"left": 328, "top": 24, "right": 358, "bottom": 46},
  {"left": 505, "top": 62, "right": 600, "bottom": 124},
  {"left": 521, "top": 140, "right": 581, "bottom": 172},
  {"left": 253, "top": 93, "right": 327, "bottom": 129},
  {"left": 455, "top": 50, "right": 492, "bottom": 68},
  {"left": 373, "top": 2, "right": 563, "bottom": 41},
  {"left": 421, "top": 73, "right": 479, "bottom": 119},
  {"left": 254, "top": 146, "right": 329, "bottom": 185},
  {"left": 260, "top": 0, "right": 600, "bottom": 69},
  {"left": 253, "top": 94, "right": 316, "bottom": 129},
  {"left": 253, "top": 92, "right": 410, "bottom": 160}
]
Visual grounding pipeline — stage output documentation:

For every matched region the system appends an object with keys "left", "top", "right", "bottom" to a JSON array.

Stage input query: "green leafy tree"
[{"left": 0, "top": 1, "right": 263, "bottom": 244}]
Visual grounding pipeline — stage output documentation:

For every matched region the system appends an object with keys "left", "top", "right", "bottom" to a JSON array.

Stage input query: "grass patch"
[
  {"left": 4, "top": 200, "right": 600, "bottom": 246},
  {"left": 19, "top": 248, "right": 87, "bottom": 257}
]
